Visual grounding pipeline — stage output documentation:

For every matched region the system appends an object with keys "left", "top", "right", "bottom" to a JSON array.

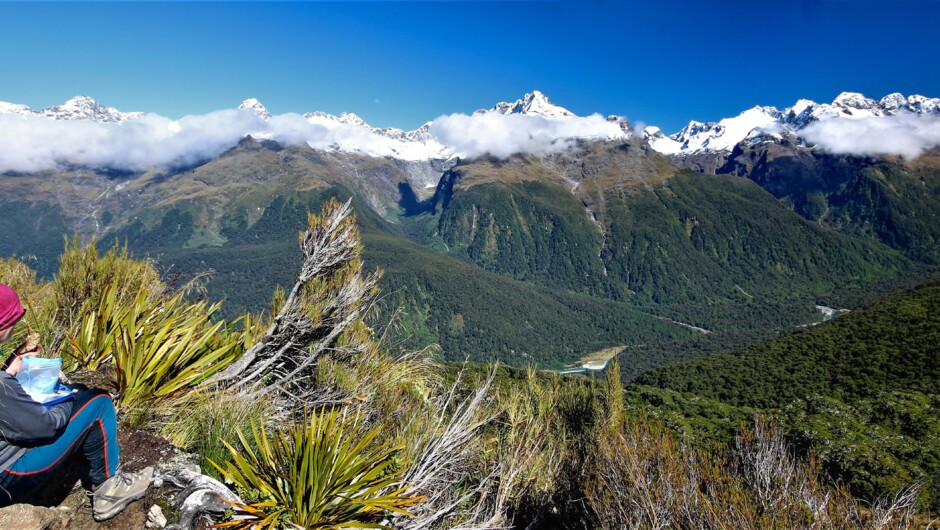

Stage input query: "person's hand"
[
  {"left": 5, "top": 351, "right": 37, "bottom": 376},
  {"left": 5, "top": 337, "right": 41, "bottom": 376}
]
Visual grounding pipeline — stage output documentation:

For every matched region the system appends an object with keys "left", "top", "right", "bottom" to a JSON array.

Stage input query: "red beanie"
[{"left": 0, "top": 284, "right": 26, "bottom": 332}]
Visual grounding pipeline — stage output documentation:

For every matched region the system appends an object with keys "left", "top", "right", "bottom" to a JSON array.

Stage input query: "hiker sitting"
[{"left": 0, "top": 283, "right": 152, "bottom": 521}]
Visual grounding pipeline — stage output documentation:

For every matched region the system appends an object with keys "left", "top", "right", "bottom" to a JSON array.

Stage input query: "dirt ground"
[{"left": 28, "top": 429, "right": 181, "bottom": 529}]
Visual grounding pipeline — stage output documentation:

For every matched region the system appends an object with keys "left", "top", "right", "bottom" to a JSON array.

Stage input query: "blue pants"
[{"left": 0, "top": 388, "right": 120, "bottom": 505}]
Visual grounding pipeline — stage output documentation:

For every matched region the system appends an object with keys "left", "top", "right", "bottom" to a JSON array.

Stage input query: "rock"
[
  {"left": 0, "top": 504, "right": 71, "bottom": 530},
  {"left": 146, "top": 504, "right": 167, "bottom": 528}
]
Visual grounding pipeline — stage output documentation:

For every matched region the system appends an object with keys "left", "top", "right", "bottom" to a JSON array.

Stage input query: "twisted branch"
[{"left": 207, "top": 198, "right": 380, "bottom": 409}]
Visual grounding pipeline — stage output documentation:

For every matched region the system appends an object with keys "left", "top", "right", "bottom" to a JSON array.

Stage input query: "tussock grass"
[
  {"left": 53, "top": 237, "right": 163, "bottom": 333},
  {"left": 163, "top": 389, "right": 272, "bottom": 480}
]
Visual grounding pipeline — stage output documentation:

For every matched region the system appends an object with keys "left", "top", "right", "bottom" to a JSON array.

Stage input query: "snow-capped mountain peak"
[
  {"left": 7, "top": 90, "right": 932, "bottom": 166},
  {"left": 40, "top": 95, "right": 144, "bottom": 122},
  {"left": 786, "top": 99, "right": 816, "bottom": 117},
  {"left": 302, "top": 110, "right": 367, "bottom": 128},
  {"left": 606, "top": 114, "right": 633, "bottom": 134},
  {"left": 405, "top": 122, "right": 435, "bottom": 143},
  {"left": 1, "top": 96, "right": 144, "bottom": 122},
  {"left": 879, "top": 93, "right": 908, "bottom": 111},
  {"left": 647, "top": 106, "right": 781, "bottom": 155},
  {"left": 646, "top": 91, "right": 940, "bottom": 157},
  {"left": 336, "top": 112, "right": 368, "bottom": 127},
  {"left": 831, "top": 91, "right": 879, "bottom": 111},
  {"left": 237, "top": 98, "right": 271, "bottom": 119},
  {"left": 905, "top": 94, "right": 940, "bottom": 113},
  {"left": 301, "top": 109, "right": 449, "bottom": 162},
  {"left": 0, "top": 101, "right": 34, "bottom": 117},
  {"left": 675, "top": 120, "right": 712, "bottom": 140},
  {"left": 475, "top": 90, "right": 576, "bottom": 118}
]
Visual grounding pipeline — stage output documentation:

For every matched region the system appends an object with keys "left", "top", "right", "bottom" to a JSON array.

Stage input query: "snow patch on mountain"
[
  {"left": 305, "top": 111, "right": 370, "bottom": 128},
  {"left": 643, "top": 127, "right": 681, "bottom": 155}
]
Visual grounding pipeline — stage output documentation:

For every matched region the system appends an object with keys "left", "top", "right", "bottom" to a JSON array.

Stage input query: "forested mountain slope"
[
  {"left": 637, "top": 281, "right": 940, "bottom": 406},
  {"left": 677, "top": 141, "right": 940, "bottom": 264},
  {"left": 416, "top": 143, "right": 916, "bottom": 335},
  {"left": 635, "top": 281, "right": 940, "bottom": 509}
]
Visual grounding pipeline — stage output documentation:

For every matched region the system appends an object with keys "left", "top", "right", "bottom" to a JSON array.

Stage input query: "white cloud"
[
  {"left": 0, "top": 106, "right": 680, "bottom": 173},
  {"left": 631, "top": 120, "right": 648, "bottom": 139},
  {"left": 0, "top": 109, "right": 447, "bottom": 173},
  {"left": 801, "top": 112, "right": 940, "bottom": 159},
  {"left": 0, "top": 110, "right": 270, "bottom": 173},
  {"left": 428, "top": 112, "right": 627, "bottom": 159}
]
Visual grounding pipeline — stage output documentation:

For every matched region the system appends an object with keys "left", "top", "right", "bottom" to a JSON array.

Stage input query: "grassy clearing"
[{"left": 564, "top": 345, "right": 624, "bottom": 371}]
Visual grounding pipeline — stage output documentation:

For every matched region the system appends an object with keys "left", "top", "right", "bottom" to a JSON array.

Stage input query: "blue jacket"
[{"left": 0, "top": 372, "right": 74, "bottom": 471}]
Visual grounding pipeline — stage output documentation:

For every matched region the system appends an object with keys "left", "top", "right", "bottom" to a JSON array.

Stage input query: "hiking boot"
[{"left": 91, "top": 466, "right": 154, "bottom": 521}]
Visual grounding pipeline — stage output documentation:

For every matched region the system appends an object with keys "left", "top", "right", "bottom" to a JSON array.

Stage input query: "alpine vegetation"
[{"left": 0, "top": 198, "right": 931, "bottom": 529}]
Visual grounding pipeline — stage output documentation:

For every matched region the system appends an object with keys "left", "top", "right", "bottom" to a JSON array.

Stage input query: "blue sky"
[{"left": 1, "top": 1, "right": 939, "bottom": 133}]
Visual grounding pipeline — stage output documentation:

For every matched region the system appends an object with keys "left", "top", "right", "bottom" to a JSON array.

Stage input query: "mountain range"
[
  {"left": 3, "top": 89, "right": 938, "bottom": 162},
  {"left": 0, "top": 90, "right": 937, "bottom": 373},
  {"left": 2, "top": 89, "right": 937, "bottom": 520},
  {"left": 644, "top": 91, "right": 940, "bottom": 156},
  {"left": 0, "top": 95, "right": 145, "bottom": 122}
]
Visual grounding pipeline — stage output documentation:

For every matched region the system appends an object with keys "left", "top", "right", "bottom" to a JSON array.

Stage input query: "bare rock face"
[{"left": 0, "top": 504, "right": 72, "bottom": 530}]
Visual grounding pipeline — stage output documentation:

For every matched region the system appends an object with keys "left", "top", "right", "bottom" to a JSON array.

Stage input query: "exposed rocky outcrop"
[{"left": 0, "top": 504, "right": 72, "bottom": 530}]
